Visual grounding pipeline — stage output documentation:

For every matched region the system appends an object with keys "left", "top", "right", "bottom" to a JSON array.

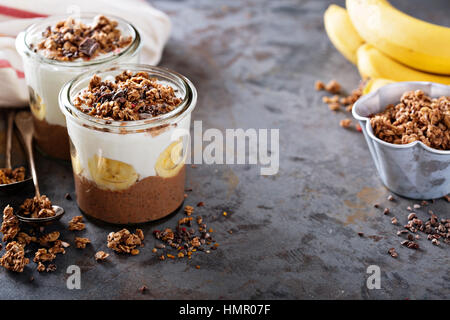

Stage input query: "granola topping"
[
  {"left": 107, "top": 228, "right": 144, "bottom": 254},
  {"left": 19, "top": 195, "right": 55, "bottom": 218},
  {"left": 0, "top": 241, "right": 29, "bottom": 272},
  {"left": 0, "top": 167, "right": 26, "bottom": 184},
  {"left": 74, "top": 71, "right": 182, "bottom": 121},
  {"left": 371, "top": 90, "right": 450, "bottom": 150},
  {"left": 35, "top": 15, "right": 132, "bottom": 61}
]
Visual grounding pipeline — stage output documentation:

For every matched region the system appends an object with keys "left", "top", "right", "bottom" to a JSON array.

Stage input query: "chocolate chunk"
[{"left": 79, "top": 38, "right": 99, "bottom": 57}]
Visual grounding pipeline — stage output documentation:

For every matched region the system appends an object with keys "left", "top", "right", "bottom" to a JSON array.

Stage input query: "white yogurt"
[{"left": 67, "top": 114, "right": 191, "bottom": 180}]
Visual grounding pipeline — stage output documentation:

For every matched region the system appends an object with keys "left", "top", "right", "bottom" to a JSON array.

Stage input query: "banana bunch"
[{"left": 324, "top": 0, "right": 450, "bottom": 92}]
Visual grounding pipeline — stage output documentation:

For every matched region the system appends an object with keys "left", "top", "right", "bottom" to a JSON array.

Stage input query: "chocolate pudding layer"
[
  {"left": 74, "top": 166, "right": 186, "bottom": 224},
  {"left": 33, "top": 117, "right": 70, "bottom": 160}
]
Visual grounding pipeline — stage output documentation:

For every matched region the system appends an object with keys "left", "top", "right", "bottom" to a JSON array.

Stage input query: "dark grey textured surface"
[{"left": 0, "top": 0, "right": 448, "bottom": 299}]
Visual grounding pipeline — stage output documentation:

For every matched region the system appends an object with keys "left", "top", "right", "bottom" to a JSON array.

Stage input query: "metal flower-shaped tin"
[{"left": 352, "top": 81, "right": 450, "bottom": 199}]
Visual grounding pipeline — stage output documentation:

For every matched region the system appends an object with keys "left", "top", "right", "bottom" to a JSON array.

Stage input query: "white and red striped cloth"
[{"left": 0, "top": 0, "right": 171, "bottom": 107}]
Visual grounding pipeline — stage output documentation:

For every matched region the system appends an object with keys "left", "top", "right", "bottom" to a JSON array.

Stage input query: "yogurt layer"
[{"left": 67, "top": 114, "right": 191, "bottom": 180}]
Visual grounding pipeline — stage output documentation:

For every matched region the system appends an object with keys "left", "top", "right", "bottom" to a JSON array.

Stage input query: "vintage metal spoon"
[
  {"left": 14, "top": 111, "right": 64, "bottom": 224},
  {"left": 0, "top": 110, "right": 33, "bottom": 193}
]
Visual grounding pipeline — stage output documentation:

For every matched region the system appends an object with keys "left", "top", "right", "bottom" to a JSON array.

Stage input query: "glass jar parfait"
[
  {"left": 16, "top": 14, "right": 142, "bottom": 160},
  {"left": 59, "top": 64, "right": 197, "bottom": 224}
]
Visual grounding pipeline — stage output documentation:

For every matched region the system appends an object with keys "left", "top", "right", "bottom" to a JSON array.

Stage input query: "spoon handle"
[
  {"left": 5, "top": 110, "right": 14, "bottom": 169},
  {"left": 14, "top": 111, "right": 40, "bottom": 198}
]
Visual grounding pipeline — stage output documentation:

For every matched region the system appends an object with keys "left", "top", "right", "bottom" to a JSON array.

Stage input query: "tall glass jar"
[
  {"left": 16, "top": 14, "right": 142, "bottom": 160},
  {"left": 59, "top": 64, "right": 197, "bottom": 224}
]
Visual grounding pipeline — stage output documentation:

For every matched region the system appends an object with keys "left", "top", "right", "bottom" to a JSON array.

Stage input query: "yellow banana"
[
  {"left": 28, "top": 86, "right": 46, "bottom": 121},
  {"left": 324, "top": 4, "right": 364, "bottom": 64},
  {"left": 357, "top": 44, "right": 450, "bottom": 85},
  {"left": 155, "top": 139, "right": 185, "bottom": 178},
  {"left": 363, "top": 78, "right": 395, "bottom": 95},
  {"left": 88, "top": 155, "right": 138, "bottom": 191},
  {"left": 347, "top": 0, "right": 450, "bottom": 75}
]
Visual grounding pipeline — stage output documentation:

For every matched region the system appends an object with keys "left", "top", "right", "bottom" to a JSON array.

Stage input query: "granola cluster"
[
  {"left": 107, "top": 228, "right": 144, "bottom": 255},
  {"left": 19, "top": 195, "right": 55, "bottom": 218},
  {"left": 0, "top": 241, "right": 29, "bottom": 272},
  {"left": 36, "top": 15, "right": 132, "bottom": 61},
  {"left": 95, "top": 250, "right": 109, "bottom": 261},
  {"left": 0, "top": 205, "right": 19, "bottom": 242},
  {"left": 0, "top": 167, "right": 26, "bottom": 185},
  {"left": 74, "top": 71, "right": 182, "bottom": 121},
  {"left": 68, "top": 215, "right": 85, "bottom": 231},
  {"left": 75, "top": 237, "right": 90, "bottom": 249},
  {"left": 371, "top": 90, "right": 450, "bottom": 150}
]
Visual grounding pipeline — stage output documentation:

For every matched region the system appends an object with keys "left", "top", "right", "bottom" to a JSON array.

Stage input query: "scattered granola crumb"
[
  {"left": 383, "top": 208, "right": 390, "bottom": 215},
  {"left": 197, "top": 202, "right": 205, "bottom": 207},
  {"left": 325, "top": 80, "right": 341, "bottom": 94},
  {"left": 64, "top": 193, "right": 72, "bottom": 200},
  {"left": 0, "top": 241, "right": 29, "bottom": 272},
  {"left": 195, "top": 265, "right": 201, "bottom": 270},
  {"left": 388, "top": 248, "right": 398, "bottom": 258},
  {"left": 357, "top": 232, "right": 364, "bottom": 237},
  {"left": 68, "top": 215, "right": 86, "bottom": 231},
  {"left": 95, "top": 251, "right": 109, "bottom": 261},
  {"left": 431, "top": 238, "right": 440, "bottom": 246},
  {"left": 315, "top": 80, "right": 325, "bottom": 91},
  {"left": 37, "top": 262, "right": 46, "bottom": 272},
  {"left": 401, "top": 240, "right": 419, "bottom": 250},
  {"left": 46, "top": 264, "right": 57, "bottom": 272},
  {"left": 75, "top": 237, "right": 91, "bottom": 249},
  {"left": 340, "top": 118, "right": 352, "bottom": 128},
  {"left": 391, "top": 217, "right": 398, "bottom": 225},
  {"left": 184, "top": 205, "right": 194, "bottom": 216},
  {"left": 387, "top": 195, "right": 394, "bottom": 201},
  {"left": 33, "top": 248, "right": 56, "bottom": 263},
  {"left": 444, "top": 195, "right": 450, "bottom": 202}
]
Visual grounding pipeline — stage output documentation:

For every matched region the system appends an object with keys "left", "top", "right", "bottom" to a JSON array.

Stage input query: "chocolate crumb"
[{"left": 388, "top": 248, "right": 398, "bottom": 258}]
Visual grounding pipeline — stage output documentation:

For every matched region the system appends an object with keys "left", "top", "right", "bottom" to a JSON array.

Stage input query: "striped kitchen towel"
[{"left": 0, "top": 0, "right": 171, "bottom": 107}]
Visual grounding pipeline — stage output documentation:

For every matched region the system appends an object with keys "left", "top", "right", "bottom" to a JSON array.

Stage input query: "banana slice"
[
  {"left": 70, "top": 140, "right": 83, "bottom": 175},
  {"left": 88, "top": 155, "right": 138, "bottom": 191},
  {"left": 28, "top": 86, "right": 46, "bottom": 121},
  {"left": 155, "top": 139, "right": 185, "bottom": 178}
]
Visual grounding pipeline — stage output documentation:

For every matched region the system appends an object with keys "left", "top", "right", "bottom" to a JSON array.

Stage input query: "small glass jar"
[
  {"left": 16, "top": 14, "right": 142, "bottom": 160},
  {"left": 59, "top": 64, "right": 197, "bottom": 224}
]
